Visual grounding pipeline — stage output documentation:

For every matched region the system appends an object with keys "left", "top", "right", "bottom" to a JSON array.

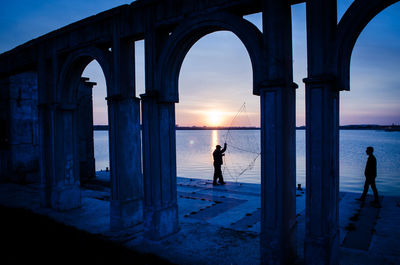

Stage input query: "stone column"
[
  {"left": 304, "top": 0, "right": 340, "bottom": 264},
  {"left": 304, "top": 78, "right": 339, "bottom": 264},
  {"left": 77, "top": 78, "right": 96, "bottom": 180},
  {"left": 259, "top": 84, "right": 297, "bottom": 264},
  {"left": 38, "top": 56, "right": 81, "bottom": 211},
  {"left": 39, "top": 103, "right": 81, "bottom": 210},
  {"left": 141, "top": 92, "right": 179, "bottom": 239},
  {"left": 54, "top": 104, "right": 82, "bottom": 210},
  {"left": 141, "top": 13, "right": 177, "bottom": 239},
  {"left": 108, "top": 22, "right": 143, "bottom": 230},
  {"left": 38, "top": 102, "right": 56, "bottom": 208},
  {"left": 107, "top": 95, "right": 143, "bottom": 229},
  {"left": 260, "top": 1, "right": 297, "bottom": 264}
]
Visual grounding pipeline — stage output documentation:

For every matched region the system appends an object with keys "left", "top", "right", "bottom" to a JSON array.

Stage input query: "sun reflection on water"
[{"left": 211, "top": 130, "right": 218, "bottom": 151}]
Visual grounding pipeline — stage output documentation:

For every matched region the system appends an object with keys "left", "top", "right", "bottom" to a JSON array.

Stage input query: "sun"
[{"left": 207, "top": 110, "right": 224, "bottom": 127}]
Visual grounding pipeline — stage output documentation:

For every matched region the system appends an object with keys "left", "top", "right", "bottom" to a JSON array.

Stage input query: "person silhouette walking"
[
  {"left": 357, "top": 146, "right": 381, "bottom": 207},
  {"left": 213, "top": 143, "right": 227, "bottom": 185}
]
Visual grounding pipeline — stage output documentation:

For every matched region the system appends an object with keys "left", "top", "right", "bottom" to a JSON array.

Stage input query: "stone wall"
[
  {"left": 0, "top": 78, "right": 10, "bottom": 181},
  {"left": 6, "top": 72, "right": 39, "bottom": 183}
]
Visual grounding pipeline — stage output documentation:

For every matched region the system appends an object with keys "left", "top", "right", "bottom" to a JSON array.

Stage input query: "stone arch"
[
  {"left": 51, "top": 46, "right": 113, "bottom": 199},
  {"left": 57, "top": 46, "right": 113, "bottom": 104},
  {"left": 157, "top": 12, "right": 264, "bottom": 102},
  {"left": 336, "top": 0, "right": 399, "bottom": 90}
]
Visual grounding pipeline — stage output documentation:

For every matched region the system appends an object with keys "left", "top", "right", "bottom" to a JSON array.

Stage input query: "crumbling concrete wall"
[
  {"left": 0, "top": 78, "right": 10, "bottom": 181},
  {"left": 6, "top": 72, "right": 39, "bottom": 183}
]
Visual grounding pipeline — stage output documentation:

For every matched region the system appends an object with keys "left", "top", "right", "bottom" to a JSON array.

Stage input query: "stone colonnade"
[{"left": 0, "top": 0, "right": 396, "bottom": 264}]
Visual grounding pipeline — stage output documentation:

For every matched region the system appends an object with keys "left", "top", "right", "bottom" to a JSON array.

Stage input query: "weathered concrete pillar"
[
  {"left": 141, "top": 15, "right": 177, "bottom": 239},
  {"left": 38, "top": 102, "right": 56, "bottom": 208},
  {"left": 304, "top": 0, "right": 340, "bottom": 264},
  {"left": 107, "top": 29, "right": 143, "bottom": 229},
  {"left": 107, "top": 96, "right": 143, "bottom": 229},
  {"left": 141, "top": 92, "right": 179, "bottom": 239},
  {"left": 259, "top": 85, "right": 297, "bottom": 264},
  {"left": 77, "top": 78, "right": 96, "bottom": 180},
  {"left": 54, "top": 105, "right": 81, "bottom": 209},
  {"left": 260, "top": 1, "right": 297, "bottom": 264},
  {"left": 38, "top": 57, "right": 81, "bottom": 211},
  {"left": 39, "top": 103, "right": 82, "bottom": 210},
  {"left": 304, "top": 78, "right": 339, "bottom": 265}
]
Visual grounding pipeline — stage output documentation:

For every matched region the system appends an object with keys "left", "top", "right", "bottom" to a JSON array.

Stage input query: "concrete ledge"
[{"left": 1, "top": 177, "right": 399, "bottom": 265}]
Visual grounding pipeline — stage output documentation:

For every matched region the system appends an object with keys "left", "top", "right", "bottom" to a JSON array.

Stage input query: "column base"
[
  {"left": 260, "top": 222, "right": 297, "bottom": 265},
  {"left": 110, "top": 198, "right": 144, "bottom": 230},
  {"left": 304, "top": 231, "right": 339, "bottom": 265},
  {"left": 41, "top": 184, "right": 81, "bottom": 211},
  {"left": 144, "top": 204, "right": 179, "bottom": 240}
]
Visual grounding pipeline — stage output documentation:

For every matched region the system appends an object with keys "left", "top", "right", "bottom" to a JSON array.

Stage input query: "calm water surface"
[{"left": 94, "top": 130, "right": 400, "bottom": 196}]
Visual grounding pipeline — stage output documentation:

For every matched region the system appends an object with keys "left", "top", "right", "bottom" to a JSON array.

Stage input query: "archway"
[
  {"left": 340, "top": 2, "right": 400, "bottom": 196},
  {"left": 336, "top": 0, "right": 400, "bottom": 91},
  {"left": 81, "top": 61, "right": 110, "bottom": 181},
  {"left": 175, "top": 30, "right": 261, "bottom": 236},
  {"left": 157, "top": 12, "right": 264, "bottom": 102},
  {"left": 57, "top": 44, "right": 143, "bottom": 229},
  {"left": 141, "top": 12, "right": 265, "bottom": 241},
  {"left": 336, "top": 0, "right": 400, "bottom": 255},
  {"left": 141, "top": 8, "right": 297, "bottom": 263},
  {"left": 51, "top": 46, "right": 114, "bottom": 212},
  {"left": 57, "top": 47, "right": 113, "bottom": 184}
]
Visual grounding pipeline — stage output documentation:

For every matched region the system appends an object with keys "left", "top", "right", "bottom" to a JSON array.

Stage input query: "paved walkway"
[{"left": 0, "top": 173, "right": 399, "bottom": 264}]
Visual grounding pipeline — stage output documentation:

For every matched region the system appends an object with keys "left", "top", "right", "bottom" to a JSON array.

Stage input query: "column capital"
[
  {"left": 258, "top": 80, "right": 298, "bottom": 92},
  {"left": 106, "top": 94, "right": 140, "bottom": 104},
  {"left": 140, "top": 91, "right": 176, "bottom": 104},
  {"left": 303, "top": 75, "right": 343, "bottom": 91},
  {"left": 140, "top": 90, "right": 159, "bottom": 100},
  {"left": 303, "top": 74, "right": 336, "bottom": 86}
]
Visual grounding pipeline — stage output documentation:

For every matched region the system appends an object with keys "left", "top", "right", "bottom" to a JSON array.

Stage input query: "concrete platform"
[{"left": 0, "top": 173, "right": 399, "bottom": 264}]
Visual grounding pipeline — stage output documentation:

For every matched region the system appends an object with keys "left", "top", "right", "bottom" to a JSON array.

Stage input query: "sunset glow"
[{"left": 206, "top": 110, "right": 225, "bottom": 127}]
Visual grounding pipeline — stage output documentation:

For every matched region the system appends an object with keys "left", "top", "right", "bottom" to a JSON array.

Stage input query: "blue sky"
[{"left": 1, "top": 0, "right": 399, "bottom": 126}]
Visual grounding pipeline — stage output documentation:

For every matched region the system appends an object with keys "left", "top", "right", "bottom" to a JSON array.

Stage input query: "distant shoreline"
[{"left": 93, "top": 124, "right": 400, "bottom": 131}]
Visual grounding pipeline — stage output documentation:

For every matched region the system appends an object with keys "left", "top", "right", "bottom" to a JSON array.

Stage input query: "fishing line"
[
  {"left": 222, "top": 101, "right": 261, "bottom": 182},
  {"left": 223, "top": 102, "right": 246, "bottom": 144}
]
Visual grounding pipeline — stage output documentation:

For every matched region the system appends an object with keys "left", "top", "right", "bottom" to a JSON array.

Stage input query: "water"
[{"left": 94, "top": 130, "right": 400, "bottom": 196}]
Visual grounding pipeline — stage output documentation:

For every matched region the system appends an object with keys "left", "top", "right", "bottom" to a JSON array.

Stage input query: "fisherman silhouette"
[
  {"left": 356, "top": 146, "right": 381, "bottom": 207},
  {"left": 213, "top": 143, "right": 227, "bottom": 185}
]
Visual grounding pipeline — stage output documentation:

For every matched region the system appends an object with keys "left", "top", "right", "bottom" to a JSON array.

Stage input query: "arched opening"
[
  {"left": 176, "top": 30, "right": 261, "bottom": 259},
  {"left": 176, "top": 31, "right": 260, "bottom": 184},
  {"left": 55, "top": 47, "right": 114, "bottom": 215},
  {"left": 340, "top": 2, "right": 400, "bottom": 196},
  {"left": 142, "top": 10, "right": 296, "bottom": 260},
  {"left": 338, "top": 1, "right": 400, "bottom": 252},
  {"left": 142, "top": 13, "right": 266, "bottom": 241},
  {"left": 177, "top": 30, "right": 260, "bottom": 179},
  {"left": 81, "top": 60, "right": 109, "bottom": 183},
  {"left": 162, "top": 17, "right": 263, "bottom": 255},
  {"left": 157, "top": 13, "right": 264, "bottom": 102}
]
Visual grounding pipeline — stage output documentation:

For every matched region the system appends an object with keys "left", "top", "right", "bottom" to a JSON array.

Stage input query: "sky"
[{"left": 1, "top": 0, "right": 399, "bottom": 126}]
